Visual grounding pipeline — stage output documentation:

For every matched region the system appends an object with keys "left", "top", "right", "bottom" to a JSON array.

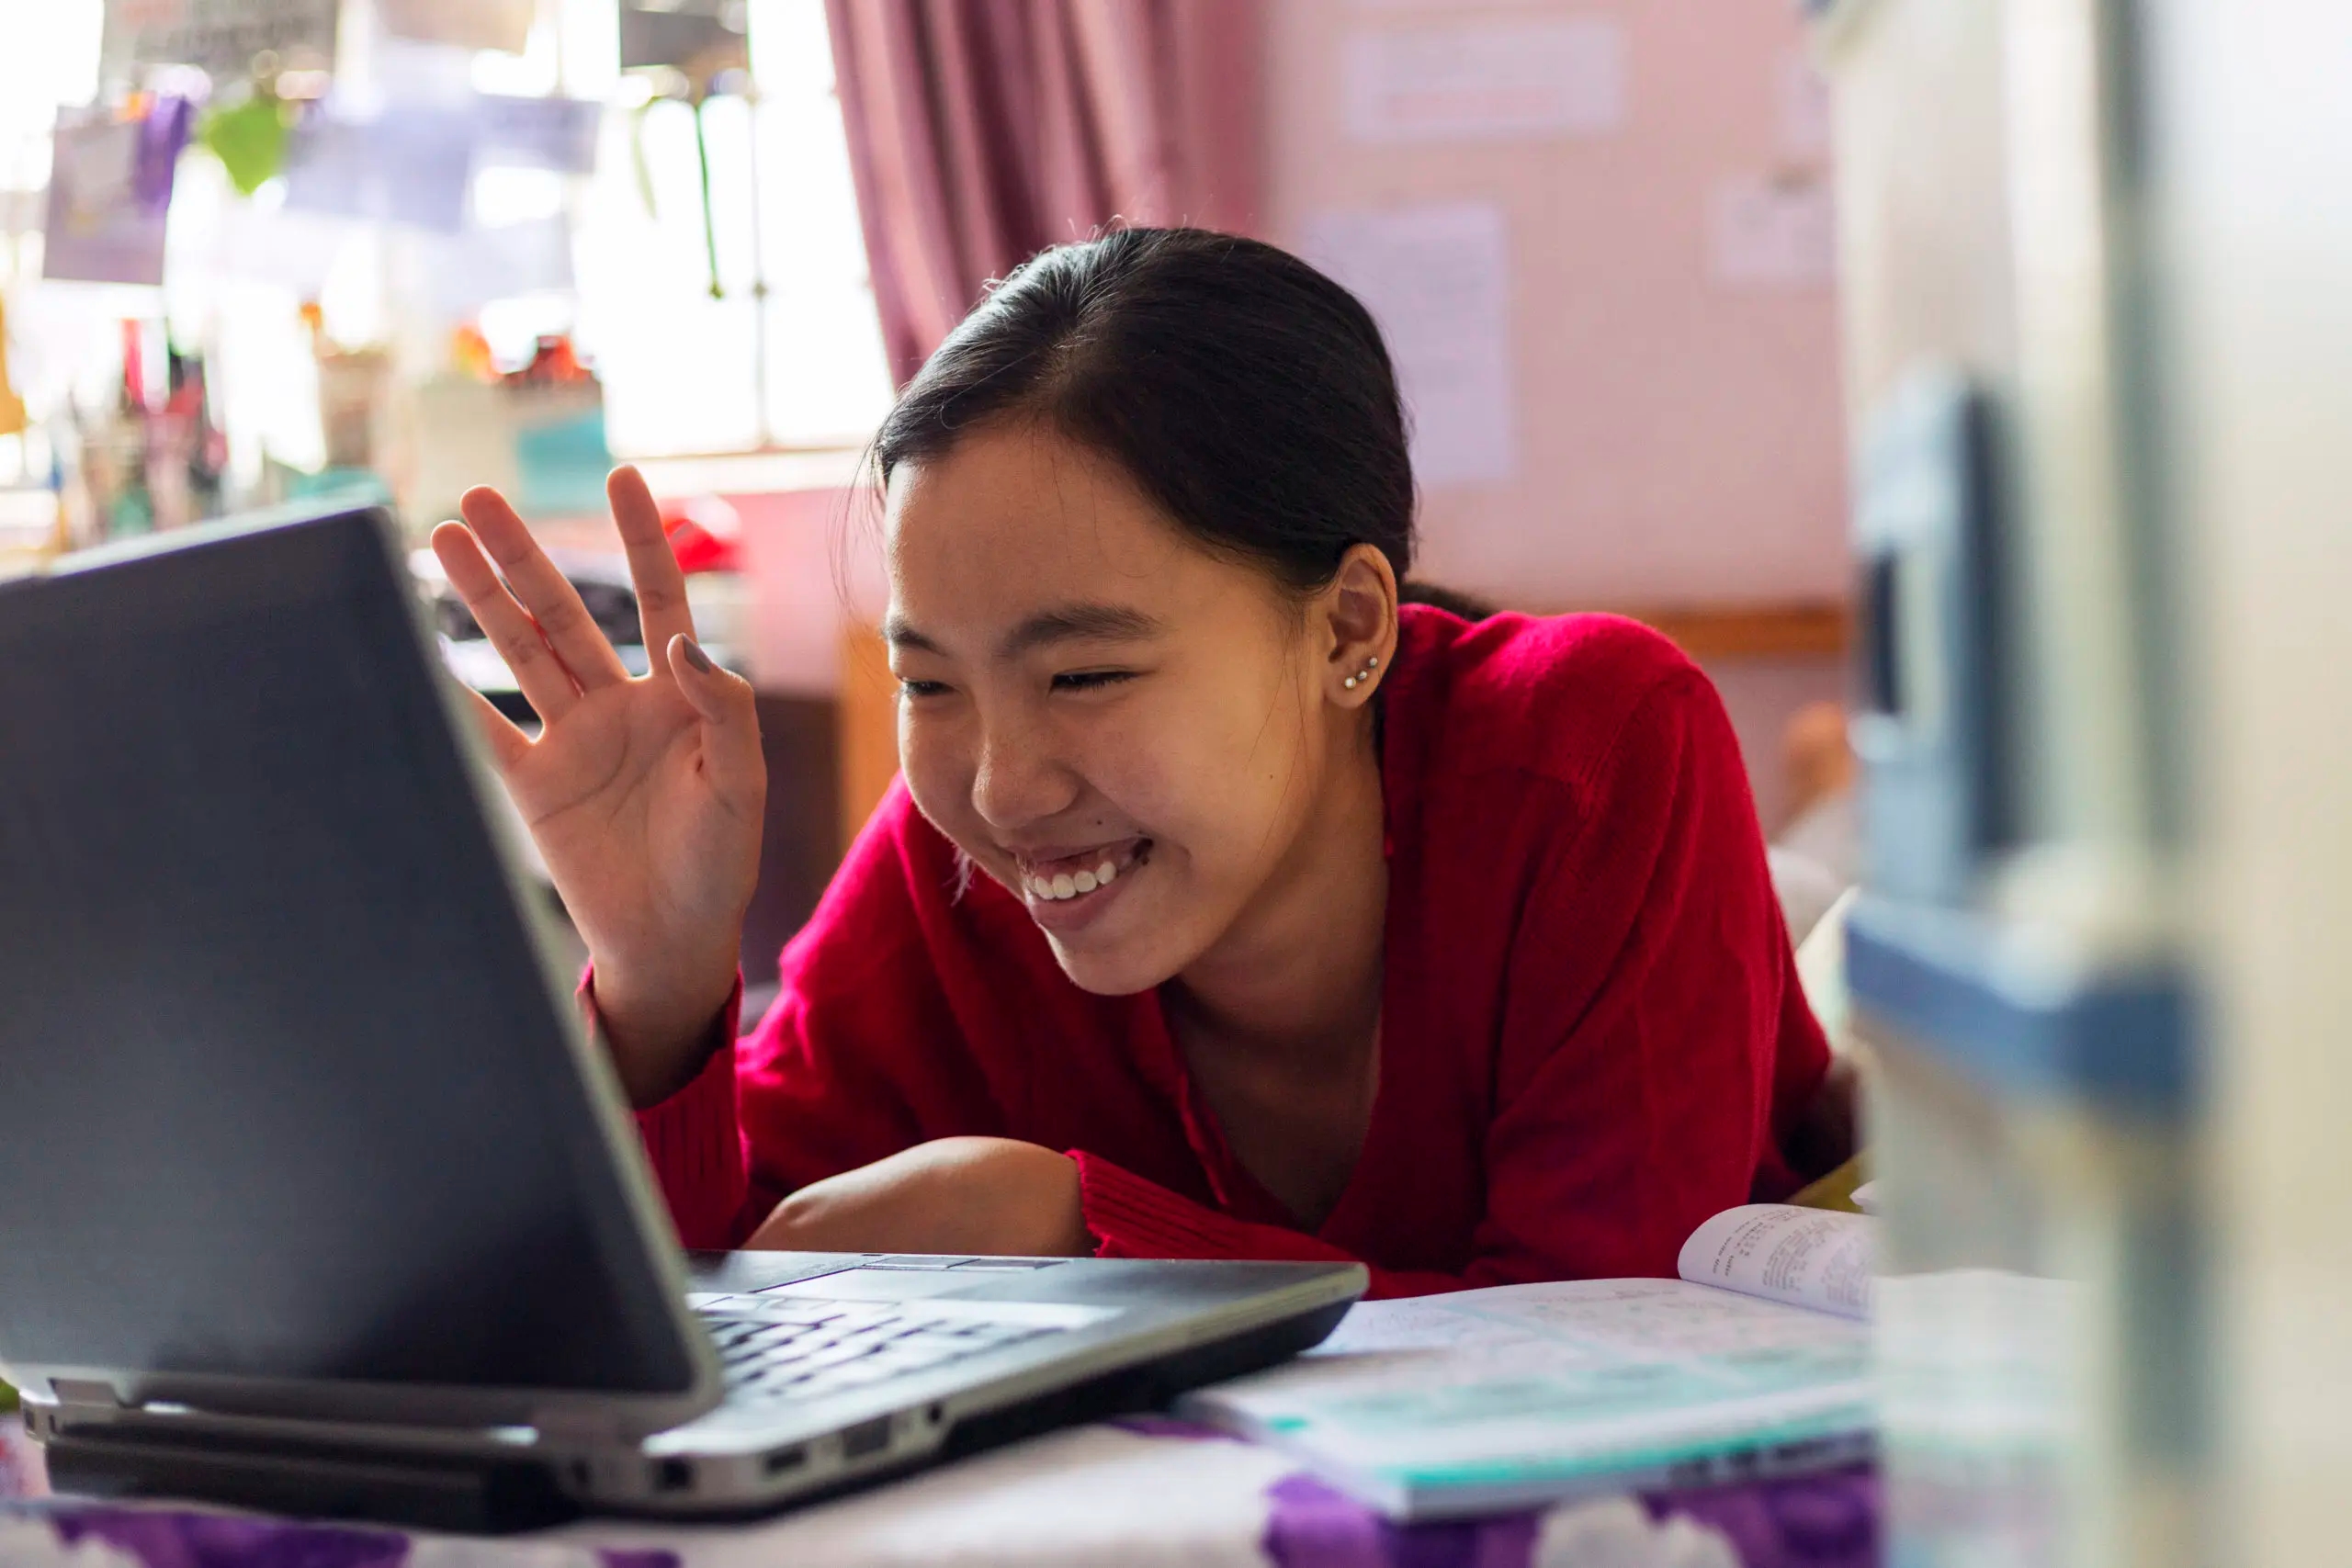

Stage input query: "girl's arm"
[{"left": 617, "top": 781, "right": 1004, "bottom": 1250}]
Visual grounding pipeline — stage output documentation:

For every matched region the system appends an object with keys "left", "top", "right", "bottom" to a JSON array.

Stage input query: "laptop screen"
[{"left": 0, "top": 508, "right": 702, "bottom": 1407}]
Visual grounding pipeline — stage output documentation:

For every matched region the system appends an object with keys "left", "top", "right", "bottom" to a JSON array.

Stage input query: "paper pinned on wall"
[
  {"left": 40, "top": 117, "right": 170, "bottom": 288},
  {"left": 475, "top": 94, "right": 603, "bottom": 175},
  {"left": 1302, "top": 201, "right": 1519, "bottom": 490},
  {"left": 1710, "top": 175, "right": 1838, "bottom": 290},
  {"left": 283, "top": 108, "right": 477, "bottom": 233},
  {"left": 1779, "top": 51, "right": 1836, "bottom": 164},
  {"left": 1342, "top": 17, "right": 1625, "bottom": 145}
]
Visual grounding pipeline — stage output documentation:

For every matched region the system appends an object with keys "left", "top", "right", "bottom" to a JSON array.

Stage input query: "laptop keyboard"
[{"left": 695, "top": 1298, "right": 1067, "bottom": 1405}]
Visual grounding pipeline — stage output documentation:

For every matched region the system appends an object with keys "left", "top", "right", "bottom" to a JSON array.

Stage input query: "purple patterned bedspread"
[
  {"left": 1262, "top": 1468, "right": 1879, "bottom": 1568},
  {"left": 0, "top": 1419, "right": 1875, "bottom": 1568},
  {"left": 0, "top": 1508, "right": 675, "bottom": 1568},
  {"left": 58, "top": 1511, "right": 673, "bottom": 1568}
]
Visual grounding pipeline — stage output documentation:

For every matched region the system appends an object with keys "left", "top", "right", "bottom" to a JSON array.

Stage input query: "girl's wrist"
[{"left": 590, "top": 957, "right": 739, "bottom": 1109}]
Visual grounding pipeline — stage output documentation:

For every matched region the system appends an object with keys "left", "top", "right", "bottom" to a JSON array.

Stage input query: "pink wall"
[
  {"left": 737, "top": 4, "right": 1856, "bottom": 828},
  {"left": 731, "top": 486, "right": 892, "bottom": 697},
  {"left": 1262, "top": 0, "right": 1849, "bottom": 611},
  {"left": 1258, "top": 0, "right": 1853, "bottom": 824}
]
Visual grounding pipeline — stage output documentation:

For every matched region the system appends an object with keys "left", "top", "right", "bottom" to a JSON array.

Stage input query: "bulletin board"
[
  {"left": 1265, "top": 0, "right": 1849, "bottom": 610},
  {"left": 101, "top": 0, "right": 341, "bottom": 81}
]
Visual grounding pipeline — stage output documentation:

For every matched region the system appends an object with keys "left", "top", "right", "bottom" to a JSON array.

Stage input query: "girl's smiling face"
[{"left": 886, "top": 424, "right": 1365, "bottom": 997}]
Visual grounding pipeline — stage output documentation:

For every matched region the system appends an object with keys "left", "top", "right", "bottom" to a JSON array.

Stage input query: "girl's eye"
[
  {"left": 898, "top": 679, "right": 952, "bottom": 699},
  {"left": 1052, "top": 670, "right": 1136, "bottom": 693}
]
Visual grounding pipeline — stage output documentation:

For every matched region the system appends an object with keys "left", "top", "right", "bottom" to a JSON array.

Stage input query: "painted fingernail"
[{"left": 679, "top": 637, "right": 714, "bottom": 674}]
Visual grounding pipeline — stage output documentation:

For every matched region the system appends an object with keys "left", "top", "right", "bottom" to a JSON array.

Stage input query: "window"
[
  {"left": 0, "top": 0, "right": 107, "bottom": 491},
  {"left": 566, "top": 0, "right": 894, "bottom": 457},
  {"left": 0, "top": 0, "right": 891, "bottom": 488}
]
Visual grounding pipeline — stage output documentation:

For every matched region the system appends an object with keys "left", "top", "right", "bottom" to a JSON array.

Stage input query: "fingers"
[
  {"left": 455, "top": 682, "right": 533, "bottom": 772},
  {"left": 431, "top": 520, "right": 581, "bottom": 722},
  {"left": 666, "top": 634, "right": 766, "bottom": 804},
  {"left": 608, "top": 466, "right": 697, "bottom": 671},
  {"left": 458, "top": 486, "right": 629, "bottom": 691}
]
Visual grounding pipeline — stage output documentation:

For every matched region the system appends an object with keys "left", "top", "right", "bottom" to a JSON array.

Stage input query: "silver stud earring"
[{"left": 1342, "top": 653, "right": 1381, "bottom": 692}]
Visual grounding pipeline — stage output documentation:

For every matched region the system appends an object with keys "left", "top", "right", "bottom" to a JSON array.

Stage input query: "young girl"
[{"left": 433, "top": 228, "right": 1840, "bottom": 1300}]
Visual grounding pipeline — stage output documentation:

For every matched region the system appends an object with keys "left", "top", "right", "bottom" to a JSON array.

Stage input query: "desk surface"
[{"left": 1, "top": 1416, "right": 1874, "bottom": 1568}]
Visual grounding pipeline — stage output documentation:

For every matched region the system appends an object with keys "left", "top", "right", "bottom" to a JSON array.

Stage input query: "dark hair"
[{"left": 874, "top": 227, "right": 1421, "bottom": 599}]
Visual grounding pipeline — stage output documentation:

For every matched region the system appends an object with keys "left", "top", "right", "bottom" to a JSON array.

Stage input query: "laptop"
[{"left": 0, "top": 503, "right": 1365, "bottom": 1528}]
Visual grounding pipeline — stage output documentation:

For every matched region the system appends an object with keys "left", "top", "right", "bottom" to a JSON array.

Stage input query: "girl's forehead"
[
  {"left": 878, "top": 428, "right": 1308, "bottom": 658},
  {"left": 885, "top": 433, "right": 1206, "bottom": 590}
]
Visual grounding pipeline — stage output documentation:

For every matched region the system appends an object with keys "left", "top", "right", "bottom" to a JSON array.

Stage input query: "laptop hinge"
[
  {"left": 49, "top": 1379, "right": 125, "bottom": 1409},
  {"left": 528, "top": 1407, "right": 628, "bottom": 1449}
]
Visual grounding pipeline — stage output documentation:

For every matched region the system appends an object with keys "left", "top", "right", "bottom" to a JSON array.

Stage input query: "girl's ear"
[{"left": 1320, "top": 544, "right": 1399, "bottom": 709}]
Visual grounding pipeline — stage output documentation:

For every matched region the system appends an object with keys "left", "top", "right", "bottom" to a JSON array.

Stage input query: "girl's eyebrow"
[
  {"left": 881, "top": 615, "right": 943, "bottom": 655},
  {"left": 882, "top": 604, "right": 1163, "bottom": 661},
  {"left": 999, "top": 604, "right": 1161, "bottom": 659}
]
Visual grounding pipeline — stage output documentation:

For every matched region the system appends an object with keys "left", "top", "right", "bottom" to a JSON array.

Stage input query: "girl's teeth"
[{"left": 1026, "top": 853, "right": 1135, "bottom": 900}]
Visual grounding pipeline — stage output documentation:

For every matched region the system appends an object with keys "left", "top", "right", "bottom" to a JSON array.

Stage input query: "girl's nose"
[{"left": 969, "top": 715, "right": 1080, "bottom": 831}]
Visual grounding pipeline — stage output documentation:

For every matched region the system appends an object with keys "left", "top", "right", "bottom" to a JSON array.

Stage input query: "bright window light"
[
  {"left": 472, "top": 165, "right": 569, "bottom": 227},
  {"left": 0, "top": 0, "right": 103, "bottom": 149},
  {"left": 0, "top": 0, "right": 888, "bottom": 468},
  {"left": 578, "top": 0, "right": 892, "bottom": 457}
]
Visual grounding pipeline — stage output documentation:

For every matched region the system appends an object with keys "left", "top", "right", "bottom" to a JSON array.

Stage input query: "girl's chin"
[
  {"left": 1046, "top": 940, "right": 1184, "bottom": 998},
  {"left": 995, "top": 846, "right": 1197, "bottom": 994},
  {"left": 1036, "top": 896, "right": 1193, "bottom": 997}
]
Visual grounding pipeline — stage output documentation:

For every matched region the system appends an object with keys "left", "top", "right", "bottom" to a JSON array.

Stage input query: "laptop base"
[
  {"left": 35, "top": 1298, "right": 1353, "bottom": 1530},
  {"left": 41, "top": 1427, "right": 580, "bottom": 1535}
]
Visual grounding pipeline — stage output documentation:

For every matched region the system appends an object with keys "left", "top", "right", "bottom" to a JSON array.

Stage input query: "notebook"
[{"left": 1179, "top": 1204, "right": 1874, "bottom": 1519}]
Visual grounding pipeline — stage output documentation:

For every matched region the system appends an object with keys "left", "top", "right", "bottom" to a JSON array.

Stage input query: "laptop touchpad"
[{"left": 762, "top": 1263, "right": 1064, "bottom": 1302}]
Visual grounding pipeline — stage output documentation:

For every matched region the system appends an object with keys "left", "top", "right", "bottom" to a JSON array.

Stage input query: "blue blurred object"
[{"left": 514, "top": 406, "right": 612, "bottom": 518}]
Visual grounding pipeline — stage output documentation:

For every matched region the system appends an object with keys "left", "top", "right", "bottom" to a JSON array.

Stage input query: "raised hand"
[{"left": 431, "top": 466, "right": 765, "bottom": 1107}]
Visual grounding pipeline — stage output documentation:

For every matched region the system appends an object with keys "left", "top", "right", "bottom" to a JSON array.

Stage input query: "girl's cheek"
[{"left": 899, "top": 743, "right": 981, "bottom": 845}]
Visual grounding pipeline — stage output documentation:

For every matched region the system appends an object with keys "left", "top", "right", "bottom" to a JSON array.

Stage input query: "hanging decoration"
[{"left": 197, "top": 82, "right": 293, "bottom": 195}]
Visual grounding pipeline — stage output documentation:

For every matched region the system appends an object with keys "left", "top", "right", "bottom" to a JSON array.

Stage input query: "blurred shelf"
[
  {"left": 627, "top": 446, "right": 867, "bottom": 499},
  {"left": 1614, "top": 600, "right": 1851, "bottom": 660}
]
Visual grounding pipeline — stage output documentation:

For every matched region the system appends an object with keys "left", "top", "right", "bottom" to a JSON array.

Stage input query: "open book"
[{"left": 1179, "top": 1204, "right": 1874, "bottom": 1520}]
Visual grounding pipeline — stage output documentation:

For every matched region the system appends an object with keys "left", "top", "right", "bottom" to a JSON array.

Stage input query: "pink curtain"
[{"left": 824, "top": 0, "right": 1267, "bottom": 383}]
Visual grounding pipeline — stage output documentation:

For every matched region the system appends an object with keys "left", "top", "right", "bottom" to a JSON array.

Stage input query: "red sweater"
[{"left": 632, "top": 608, "right": 1830, "bottom": 1299}]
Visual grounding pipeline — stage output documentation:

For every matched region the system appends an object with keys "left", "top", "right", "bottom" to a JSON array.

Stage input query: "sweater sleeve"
[
  {"left": 1075, "top": 665, "right": 1829, "bottom": 1300},
  {"left": 620, "top": 976, "right": 760, "bottom": 1250},
  {"left": 621, "top": 782, "right": 1013, "bottom": 1251},
  {"left": 1072, "top": 1151, "right": 1471, "bottom": 1298},
  {"left": 575, "top": 969, "right": 765, "bottom": 1250}
]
